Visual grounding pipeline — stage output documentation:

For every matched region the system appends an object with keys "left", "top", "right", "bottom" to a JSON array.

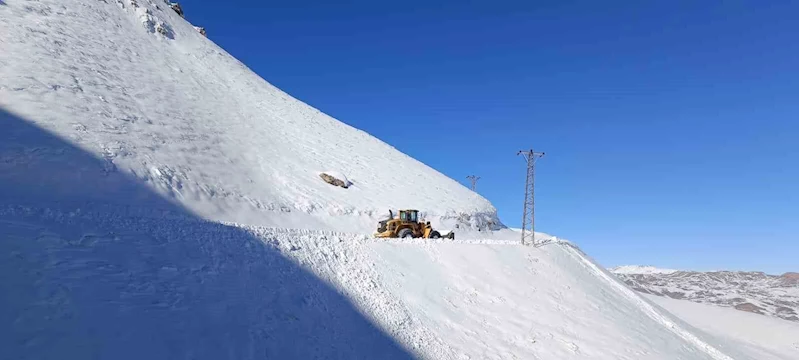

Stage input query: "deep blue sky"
[{"left": 181, "top": 1, "right": 797, "bottom": 273}]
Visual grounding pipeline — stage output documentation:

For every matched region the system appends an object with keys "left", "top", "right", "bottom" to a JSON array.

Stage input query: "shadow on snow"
[{"left": 0, "top": 107, "right": 416, "bottom": 360}]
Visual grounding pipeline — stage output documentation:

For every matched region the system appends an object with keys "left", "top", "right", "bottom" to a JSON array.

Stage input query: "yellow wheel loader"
[{"left": 374, "top": 209, "right": 455, "bottom": 239}]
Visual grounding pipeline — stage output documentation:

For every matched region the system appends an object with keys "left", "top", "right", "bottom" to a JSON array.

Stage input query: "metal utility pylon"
[
  {"left": 466, "top": 175, "right": 481, "bottom": 192},
  {"left": 517, "top": 149, "right": 545, "bottom": 246}
]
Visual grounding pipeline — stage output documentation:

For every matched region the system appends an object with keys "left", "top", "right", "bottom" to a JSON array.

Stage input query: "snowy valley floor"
[{"left": 647, "top": 294, "right": 799, "bottom": 360}]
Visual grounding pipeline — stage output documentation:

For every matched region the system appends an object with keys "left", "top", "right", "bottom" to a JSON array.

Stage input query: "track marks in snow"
[{"left": 237, "top": 228, "right": 455, "bottom": 358}]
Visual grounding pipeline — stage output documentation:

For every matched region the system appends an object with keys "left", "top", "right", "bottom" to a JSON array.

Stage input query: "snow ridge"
[{"left": 564, "top": 245, "right": 734, "bottom": 360}]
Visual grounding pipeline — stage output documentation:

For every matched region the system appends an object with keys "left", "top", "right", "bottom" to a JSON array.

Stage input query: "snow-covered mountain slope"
[
  {"left": 647, "top": 295, "right": 799, "bottom": 360},
  {"left": 369, "top": 239, "right": 742, "bottom": 360},
  {"left": 0, "top": 205, "right": 414, "bottom": 359},
  {"left": 0, "top": 1, "right": 782, "bottom": 359},
  {"left": 0, "top": 0, "right": 499, "bottom": 233},
  {"left": 610, "top": 266, "right": 799, "bottom": 322},
  {"left": 0, "top": 200, "right": 752, "bottom": 360}
]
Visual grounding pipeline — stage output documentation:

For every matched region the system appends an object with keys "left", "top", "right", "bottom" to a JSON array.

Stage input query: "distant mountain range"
[{"left": 610, "top": 265, "right": 799, "bottom": 322}]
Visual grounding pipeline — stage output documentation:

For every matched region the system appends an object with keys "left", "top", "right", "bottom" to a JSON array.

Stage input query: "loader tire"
[
  {"left": 430, "top": 231, "right": 441, "bottom": 239},
  {"left": 398, "top": 228, "right": 414, "bottom": 239}
]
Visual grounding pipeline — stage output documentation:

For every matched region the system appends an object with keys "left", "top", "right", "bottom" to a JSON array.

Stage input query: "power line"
[
  {"left": 517, "top": 149, "right": 545, "bottom": 246},
  {"left": 466, "top": 175, "right": 481, "bottom": 192}
]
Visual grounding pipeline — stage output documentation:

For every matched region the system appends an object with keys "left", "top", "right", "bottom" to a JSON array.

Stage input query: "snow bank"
[
  {"left": 0, "top": 204, "right": 421, "bottom": 360},
  {"left": 0, "top": 199, "right": 753, "bottom": 359},
  {"left": 367, "top": 239, "right": 747, "bottom": 359}
]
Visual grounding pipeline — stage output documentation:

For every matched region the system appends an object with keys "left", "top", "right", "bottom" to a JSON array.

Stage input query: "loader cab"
[
  {"left": 399, "top": 209, "right": 419, "bottom": 223},
  {"left": 373, "top": 209, "right": 454, "bottom": 239}
]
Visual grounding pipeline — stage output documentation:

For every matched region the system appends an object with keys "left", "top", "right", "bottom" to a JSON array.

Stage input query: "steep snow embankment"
[
  {"left": 1, "top": 199, "right": 755, "bottom": 360},
  {"left": 0, "top": 0, "right": 499, "bottom": 233},
  {"left": 369, "top": 238, "right": 750, "bottom": 360},
  {"left": 0, "top": 204, "right": 424, "bottom": 360},
  {"left": 0, "top": 104, "right": 757, "bottom": 359}
]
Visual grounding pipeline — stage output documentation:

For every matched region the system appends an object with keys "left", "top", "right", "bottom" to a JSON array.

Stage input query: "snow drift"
[{"left": 1, "top": 1, "right": 789, "bottom": 359}]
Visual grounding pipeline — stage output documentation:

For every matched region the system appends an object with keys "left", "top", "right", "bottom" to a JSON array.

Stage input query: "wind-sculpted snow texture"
[{"left": 0, "top": 0, "right": 500, "bottom": 233}]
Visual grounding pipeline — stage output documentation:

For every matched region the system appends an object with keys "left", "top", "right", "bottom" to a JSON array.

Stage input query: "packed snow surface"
[
  {"left": 0, "top": 204, "right": 755, "bottom": 360},
  {"left": 369, "top": 239, "right": 742, "bottom": 359},
  {"left": 0, "top": 0, "right": 781, "bottom": 359}
]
